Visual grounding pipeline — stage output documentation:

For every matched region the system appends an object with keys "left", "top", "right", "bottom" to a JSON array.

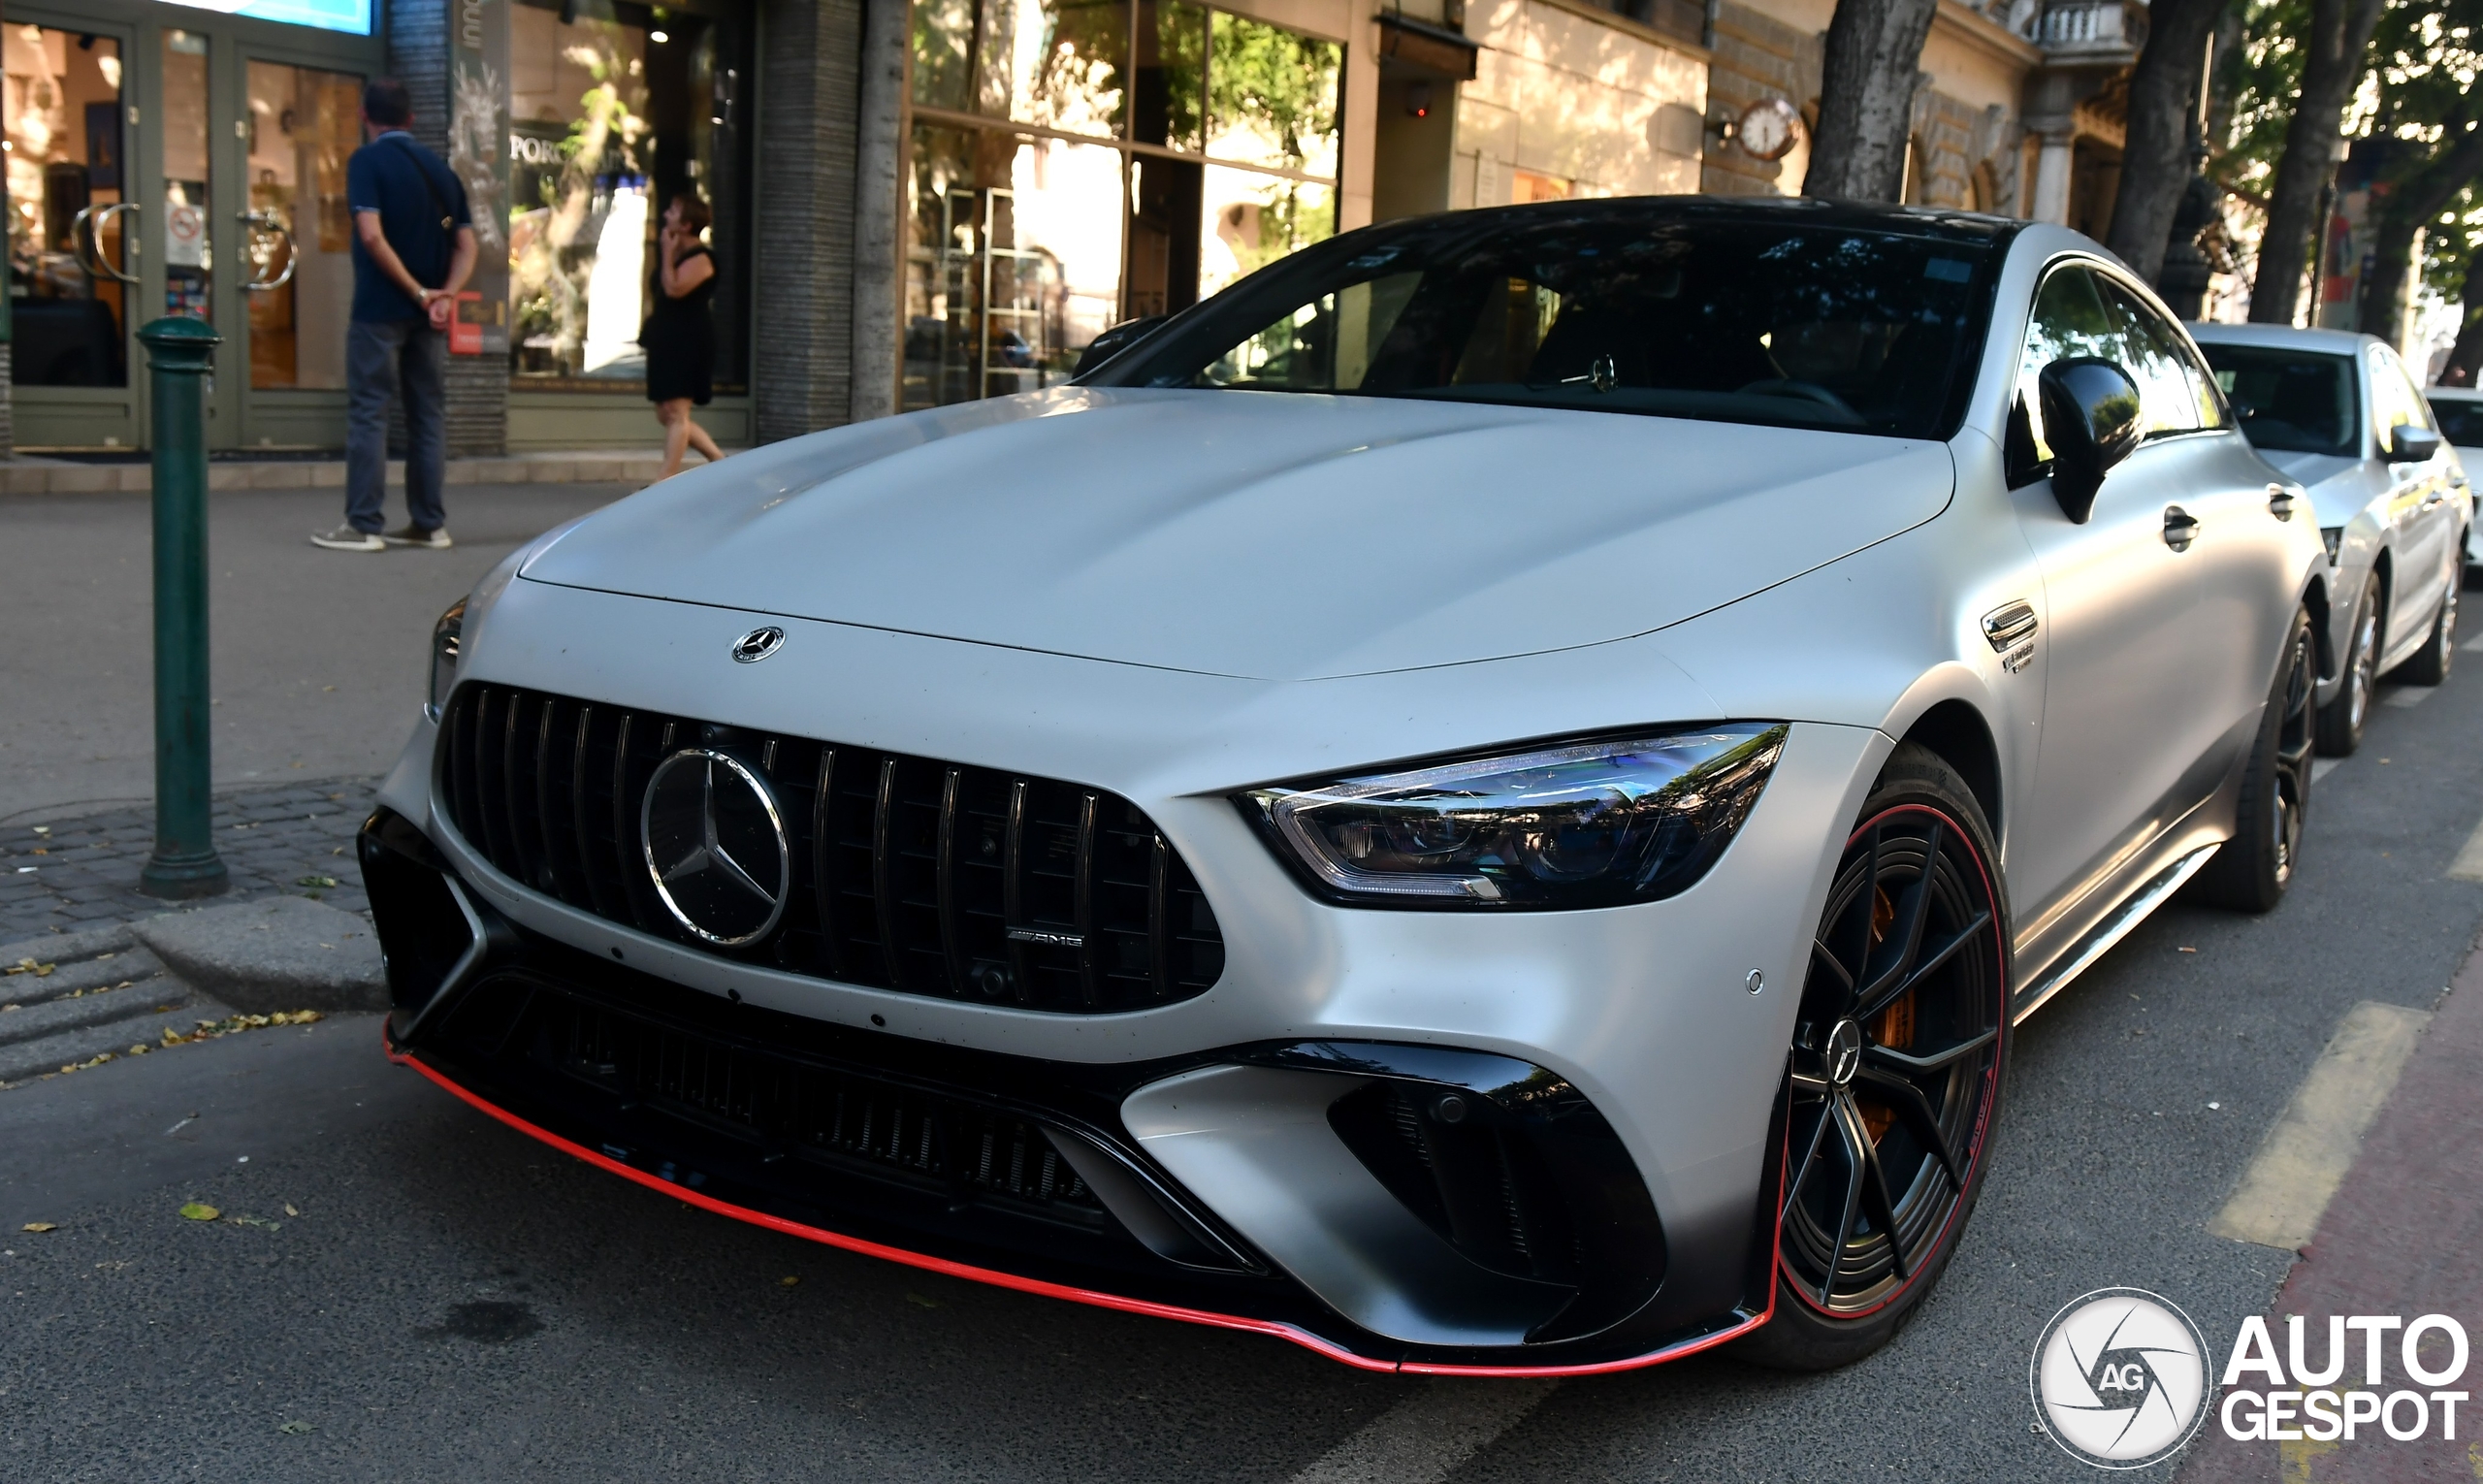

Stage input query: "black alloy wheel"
[
  {"left": 1735, "top": 744, "right": 2009, "bottom": 1371},
  {"left": 2195, "top": 606, "right": 2315, "bottom": 912},
  {"left": 2314, "top": 584, "right": 2377, "bottom": 756},
  {"left": 2395, "top": 565, "right": 2460, "bottom": 688}
]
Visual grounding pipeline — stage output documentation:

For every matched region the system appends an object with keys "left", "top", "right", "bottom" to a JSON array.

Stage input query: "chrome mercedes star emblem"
[
  {"left": 1825, "top": 1019, "right": 1863, "bottom": 1087},
  {"left": 731, "top": 626, "right": 786, "bottom": 663},
  {"left": 639, "top": 749, "right": 790, "bottom": 946}
]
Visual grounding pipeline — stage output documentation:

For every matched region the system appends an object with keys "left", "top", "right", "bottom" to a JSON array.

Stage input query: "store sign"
[
  {"left": 155, "top": 0, "right": 372, "bottom": 38},
  {"left": 449, "top": 0, "right": 512, "bottom": 355}
]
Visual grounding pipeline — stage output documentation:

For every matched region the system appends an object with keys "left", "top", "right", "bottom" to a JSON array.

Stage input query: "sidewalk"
[
  {"left": 2178, "top": 943, "right": 2483, "bottom": 1482},
  {"left": 0, "top": 777, "right": 374, "bottom": 944},
  {"left": 0, "top": 448, "right": 724, "bottom": 495}
]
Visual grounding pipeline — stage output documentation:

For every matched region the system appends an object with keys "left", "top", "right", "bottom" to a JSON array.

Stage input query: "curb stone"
[{"left": 128, "top": 897, "right": 387, "bottom": 1015}]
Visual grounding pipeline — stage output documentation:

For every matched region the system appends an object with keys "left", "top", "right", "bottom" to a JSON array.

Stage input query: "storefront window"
[
  {"left": 4, "top": 26, "right": 127, "bottom": 386},
  {"left": 507, "top": 0, "right": 748, "bottom": 391},
  {"left": 903, "top": 0, "right": 1339, "bottom": 409}
]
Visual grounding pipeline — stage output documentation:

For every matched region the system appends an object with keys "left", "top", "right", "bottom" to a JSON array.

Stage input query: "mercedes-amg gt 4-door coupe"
[{"left": 365, "top": 198, "right": 2328, "bottom": 1375}]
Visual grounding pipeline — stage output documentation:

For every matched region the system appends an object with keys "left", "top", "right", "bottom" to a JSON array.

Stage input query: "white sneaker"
[
  {"left": 381, "top": 525, "right": 453, "bottom": 549},
  {"left": 311, "top": 525, "right": 385, "bottom": 552}
]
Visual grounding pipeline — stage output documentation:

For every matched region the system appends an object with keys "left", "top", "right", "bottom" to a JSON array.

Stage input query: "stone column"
[
  {"left": 2030, "top": 127, "right": 2074, "bottom": 225},
  {"left": 753, "top": 0, "right": 864, "bottom": 443}
]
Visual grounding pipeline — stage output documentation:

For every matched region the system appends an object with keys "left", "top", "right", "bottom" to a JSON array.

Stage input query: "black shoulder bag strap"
[{"left": 384, "top": 133, "right": 456, "bottom": 234}]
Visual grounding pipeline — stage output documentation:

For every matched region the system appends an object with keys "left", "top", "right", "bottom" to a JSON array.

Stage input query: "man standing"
[{"left": 312, "top": 78, "right": 477, "bottom": 553}]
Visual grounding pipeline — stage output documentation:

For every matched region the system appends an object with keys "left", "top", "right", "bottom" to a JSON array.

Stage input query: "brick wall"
[
  {"left": 1702, "top": 1, "right": 1819, "bottom": 197},
  {"left": 752, "top": 0, "right": 863, "bottom": 443}
]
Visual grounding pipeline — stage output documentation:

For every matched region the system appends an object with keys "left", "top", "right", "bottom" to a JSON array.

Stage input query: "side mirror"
[
  {"left": 2389, "top": 425, "right": 2442, "bottom": 464},
  {"left": 2038, "top": 357, "right": 2144, "bottom": 524},
  {"left": 1073, "top": 314, "right": 1169, "bottom": 378}
]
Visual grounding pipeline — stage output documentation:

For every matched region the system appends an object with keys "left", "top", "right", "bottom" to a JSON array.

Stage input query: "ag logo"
[{"left": 2032, "top": 1288, "right": 2210, "bottom": 1468}]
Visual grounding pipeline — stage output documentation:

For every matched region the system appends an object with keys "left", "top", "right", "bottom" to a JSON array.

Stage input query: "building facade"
[{"left": 0, "top": 0, "right": 2144, "bottom": 457}]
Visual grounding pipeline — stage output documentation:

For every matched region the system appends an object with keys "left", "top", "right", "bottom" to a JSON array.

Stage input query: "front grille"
[
  {"left": 437, "top": 683, "right": 1225, "bottom": 1013},
  {"left": 532, "top": 987, "right": 1105, "bottom": 1219}
]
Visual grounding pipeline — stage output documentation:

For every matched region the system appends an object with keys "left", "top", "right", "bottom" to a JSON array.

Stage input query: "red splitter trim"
[{"left": 387, "top": 1037, "right": 1769, "bottom": 1375}]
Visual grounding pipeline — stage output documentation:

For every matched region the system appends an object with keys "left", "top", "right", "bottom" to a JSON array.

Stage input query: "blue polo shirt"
[{"left": 344, "top": 130, "right": 470, "bottom": 323}]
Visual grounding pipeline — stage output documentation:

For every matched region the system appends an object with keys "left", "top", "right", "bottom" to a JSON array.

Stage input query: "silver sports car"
[
  {"left": 364, "top": 199, "right": 2328, "bottom": 1375},
  {"left": 2189, "top": 323, "right": 2468, "bottom": 756}
]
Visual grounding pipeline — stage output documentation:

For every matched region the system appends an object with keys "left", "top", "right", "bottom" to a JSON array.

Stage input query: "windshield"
[
  {"left": 1085, "top": 207, "right": 2006, "bottom": 440},
  {"left": 2198, "top": 344, "right": 2359, "bottom": 458},
  {"left": 2431, "top": 398, "right": 2483, "bottom": 449}
]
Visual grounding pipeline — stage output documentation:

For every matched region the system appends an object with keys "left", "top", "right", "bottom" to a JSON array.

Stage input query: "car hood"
[{"left": 521, "top": 388, "right": 1955, "bottom": 682}]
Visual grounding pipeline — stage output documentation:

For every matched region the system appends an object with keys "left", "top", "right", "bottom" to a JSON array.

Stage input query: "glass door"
[
  {"left": 5, "top": 19, "right": 139, "bottom": 449},
  {"left": 235, "top": 56, "right": 361, "bottom": 446}
]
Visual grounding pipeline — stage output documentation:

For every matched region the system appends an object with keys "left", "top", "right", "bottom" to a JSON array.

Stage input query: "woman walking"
[{"left": 644, "top": 193, "right": 725, "bottom": 480}]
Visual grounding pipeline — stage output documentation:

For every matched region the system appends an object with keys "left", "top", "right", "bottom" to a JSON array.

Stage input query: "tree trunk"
[
  {"left": 1804, "top": 0, "right": 1940, "bottom": 202},
  {"left": 2106, "top": 0, "right": 2229, "bottom": 282},
  {"left": 2247, "top": 0, "right": 2388, "bottom": 322},
  {"left": 2352, "top": 118, "right": 2483, "bottom": 348},
  {"left": 2440, "top": 258, "right": 2483, "bottom": 387}
]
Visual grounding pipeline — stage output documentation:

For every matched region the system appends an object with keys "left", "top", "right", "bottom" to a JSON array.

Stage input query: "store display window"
[{"left": 508, "top": 0, "right": 749, "bottom": 391}]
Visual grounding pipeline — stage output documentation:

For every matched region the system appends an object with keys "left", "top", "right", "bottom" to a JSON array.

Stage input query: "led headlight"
[
  {"left": 1243, "top": 724, "right": 1789, "bottom": 909},
  {"left": 426, "top": 596, "right": 467, "bottom": 722}
]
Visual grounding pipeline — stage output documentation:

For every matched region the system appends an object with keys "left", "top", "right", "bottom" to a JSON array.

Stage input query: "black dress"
[{"left": 642, "top": 244, "right": 716, "bottom": 405}]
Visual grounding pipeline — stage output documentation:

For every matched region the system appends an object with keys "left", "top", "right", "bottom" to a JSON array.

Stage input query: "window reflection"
[
  {"left": 904, "top": 125, "right": 1124, "bottom": 407},
  {"left": 245, "top": 61, "right": 363, "bottom": 390},
  {"left": 1205, "top": 12, "right": 1338, "bottom": 175},
  {"left": 903, "top": 0, "right": 1341, "bottom": 404},
  {"left": 3, "top": 25, "right": 126, "bottom": 386},
  {"left": 508, "top": 0, "right": 746, "bottom": 389},
  {"left": 1201, "top": 165, "right": 1332, "bottom": 299}
]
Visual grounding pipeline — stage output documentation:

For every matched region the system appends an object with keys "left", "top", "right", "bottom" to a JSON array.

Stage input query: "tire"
[
  {"left": 2193, "top": 607, "right": 2314, "bottom": 913},
  {"left": 2314, "top": 584, "right": 2378, "bottom": 757},
  {"left": 1732, "top": 743, "right": 2010, "bottom": 1371},
  {"left": 2394, "top": 565, "right": 2460, "bottom": 688}
]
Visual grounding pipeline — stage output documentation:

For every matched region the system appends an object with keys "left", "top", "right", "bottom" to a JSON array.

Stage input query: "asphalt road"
[
  {"left": 0, "top": 484, "right": 626, "bottom": 823},
  {"left": 5, "top": 604, "right": 2481, "bottom": 1481}
]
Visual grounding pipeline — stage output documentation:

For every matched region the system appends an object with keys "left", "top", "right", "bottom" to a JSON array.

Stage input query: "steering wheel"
[{"left": 1736, "top": 378, "right": 1864, "bottom": 424}]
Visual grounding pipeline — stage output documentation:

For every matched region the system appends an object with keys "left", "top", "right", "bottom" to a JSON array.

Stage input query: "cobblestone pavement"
[{"left": 0, "top": 777, "right": 377, "bottom": 944}]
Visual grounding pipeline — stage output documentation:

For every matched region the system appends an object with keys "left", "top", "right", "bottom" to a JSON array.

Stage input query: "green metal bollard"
[{"left": 138, "top": 317, "right": 230, "bottom": 900}]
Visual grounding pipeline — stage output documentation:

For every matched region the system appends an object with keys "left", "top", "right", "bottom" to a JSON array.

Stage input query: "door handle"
[
  {"left": 2267, "top": 484, "right": 2298, "bottom": 521},
  {"left": 2163, "top": 505, "right": 2201, "bottom": 552},
  {"left": 77, "top": 203, "right": 141, "bottom": 286},
  {"left": 238, "top": 210, "right": 298, "bottom": 292}
]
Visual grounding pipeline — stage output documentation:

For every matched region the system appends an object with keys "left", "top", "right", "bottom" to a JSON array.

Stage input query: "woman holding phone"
[{"left": 644, "top": 193, "right": 725, "bottom": 480}]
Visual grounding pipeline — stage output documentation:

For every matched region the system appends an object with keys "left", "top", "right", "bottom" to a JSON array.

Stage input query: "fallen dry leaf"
[
  {"left": 21, "top": 1222, "right": 56, "bottom": 1233},
  {"left": 284, "top": 1204, "right": 301, "bottom": 1217},
  {"left": 178, "top": 1203, "right": 219, "bottom": 1221},
  {"left": 780, "top": 1275, "right": 800, "bottom": 1288}
]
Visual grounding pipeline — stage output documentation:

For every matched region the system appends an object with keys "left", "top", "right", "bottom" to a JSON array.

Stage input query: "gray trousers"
[{"left": 345, "top": 317, "right": 447, "bottom": 533}]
